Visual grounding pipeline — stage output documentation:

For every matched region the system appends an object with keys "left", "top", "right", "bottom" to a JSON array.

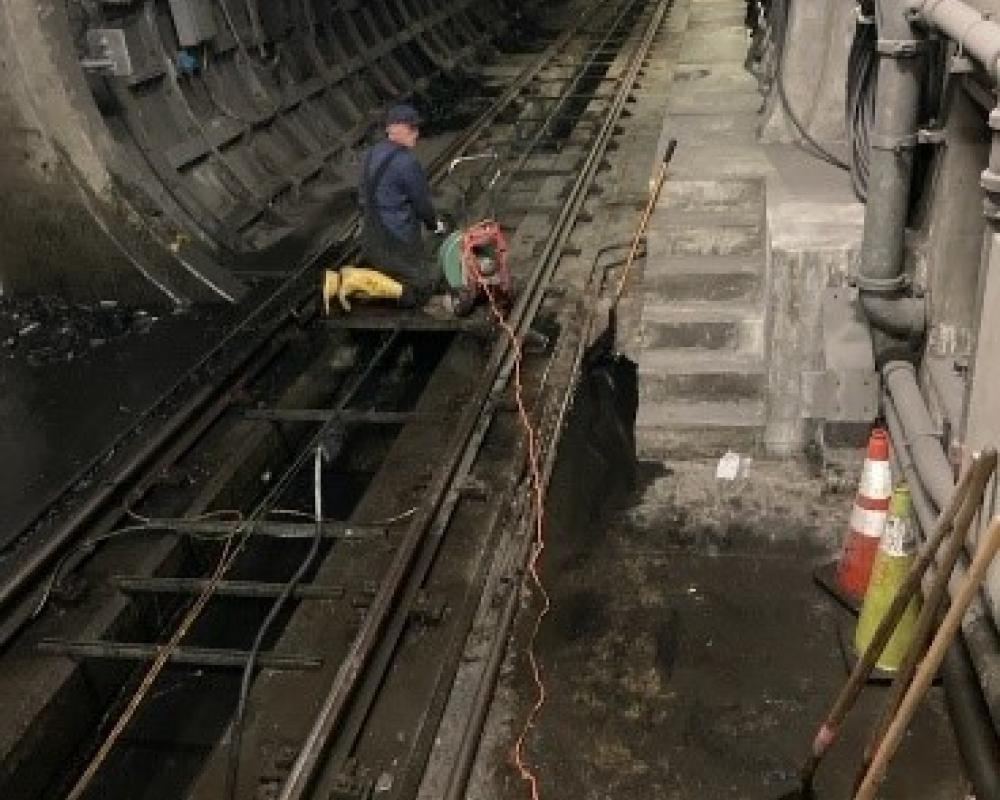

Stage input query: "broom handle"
[
  {"left": 613, "top": 138, "right": 677, "bottom": 305},
  {"left": 801, "top": 451, "right": 994, "bottom": 782},
  {"left": 854, "top": 516, "right": 1000, "bottom": 800},
  {"left": 853, "top": 449, "right": 997, "bottom": 789}
]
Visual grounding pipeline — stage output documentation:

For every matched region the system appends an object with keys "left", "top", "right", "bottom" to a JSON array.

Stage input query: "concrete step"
[
  {"left": 689, "top": 7, "right": 747, "bottom": 25},
  {"left": 643, "top": 268, "right": 761, "bottom": 303},
  {"left": 656, "top": 208, "right": 762, "bottom": 227},
  {"left": 641, "top": 302, "right": 764, "bottom": 351},
  {"left": 679, "top": 29, "right": 749, "bottom": 64},
  {"left": 644, "top": 253, "right": 762, "bottom": 276},
  {"left": 662, "top": 179, "right": 765, "bottom": 212},
  {"left": 666, "top": 90, "right": 762, "bottom": 116},
  {"left": 648, "top": 222, "right": 763, "bottom": 258},
  {"left": 670, "top": 64, "right": 760, "bottom": 93},
  {"left": 639, "top": 350, "right": 766, "bottom": 400},
  {"left": 658, "top": 113, "right": 761, "bottom": 146},
  {"left": 636, "top": 399, "right": 765, "bottom": 458}
]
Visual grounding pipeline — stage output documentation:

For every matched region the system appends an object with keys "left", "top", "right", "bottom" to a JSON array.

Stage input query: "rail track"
[{"left": 0, "top": 1, "right": 671, "bottom": 797}]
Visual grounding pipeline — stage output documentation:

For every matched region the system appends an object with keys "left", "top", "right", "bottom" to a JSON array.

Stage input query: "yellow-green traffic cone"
[{"left": 854, "top": 485, "right": 921, "bottom": 672}]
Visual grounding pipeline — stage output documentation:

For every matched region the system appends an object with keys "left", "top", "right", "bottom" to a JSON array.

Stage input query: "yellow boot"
[
  {"left": 337, "top": 266, "right": 404, "bottom": 311},
  {"left": 321, "top": 270, "right": 341, "bottom": 315}
]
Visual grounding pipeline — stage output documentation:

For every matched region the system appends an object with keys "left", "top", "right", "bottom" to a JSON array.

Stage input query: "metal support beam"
[
  {"left": 37, "top": 640, "right": 323, "bottom": 670},
  {"left": 144, "top": 518, "right": 387, "bottom": 540},
  {"left": 321, "top": 315, "right": 493, "bottom": 334},
  {"left": 112, "top": 576, "right": 351, "bottom": 600},
  {"left": 243, "top": 409, "right": 426, "bottom": 424}
]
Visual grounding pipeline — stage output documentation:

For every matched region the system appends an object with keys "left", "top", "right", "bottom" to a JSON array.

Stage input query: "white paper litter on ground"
[{"left": 716, "top": 450, "right": 742, "bottom": 481}]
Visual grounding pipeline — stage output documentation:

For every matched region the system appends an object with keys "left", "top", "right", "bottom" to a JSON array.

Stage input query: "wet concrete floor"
[{"left": 476, "top": 458, "right": 966, "bottom": 799}]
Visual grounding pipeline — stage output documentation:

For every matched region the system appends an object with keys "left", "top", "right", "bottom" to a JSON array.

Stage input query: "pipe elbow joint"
[{"left": 860, "top": 291, "right": 927, "bottom": 339}]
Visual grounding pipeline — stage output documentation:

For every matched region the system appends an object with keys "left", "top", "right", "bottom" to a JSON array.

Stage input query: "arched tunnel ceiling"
[{"left": 0, "top": 0, "right": 519, "bottom": 305}]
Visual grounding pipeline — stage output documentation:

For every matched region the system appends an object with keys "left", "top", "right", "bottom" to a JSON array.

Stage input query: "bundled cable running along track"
[{"left": 0, "top": 1, "right": 671, "bottom": 797}]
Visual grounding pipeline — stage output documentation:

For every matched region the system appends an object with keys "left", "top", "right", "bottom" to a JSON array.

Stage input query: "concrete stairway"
[
  {"left": 637, "top": 176, "right": 768, "bottom": 458},
  {"left": 633, "top": 0, "right": 773, "bottom": 459}
]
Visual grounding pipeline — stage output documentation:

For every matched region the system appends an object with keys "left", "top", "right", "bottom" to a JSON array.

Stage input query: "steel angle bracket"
[
  {"left": 802, "top": 369, "right": 880, "bottom": 421},
  {"left": 82, "top": 29, "right": 133, "bottom": 77}
]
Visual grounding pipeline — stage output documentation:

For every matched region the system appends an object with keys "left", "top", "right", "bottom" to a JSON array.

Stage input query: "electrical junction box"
[{"left": 168, "top": 0, "right": 217, "bottom": 47}]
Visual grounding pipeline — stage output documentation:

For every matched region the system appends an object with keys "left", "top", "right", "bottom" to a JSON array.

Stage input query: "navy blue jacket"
[{"left": 360, "top": 141, "right": 437, "bottom": 242}]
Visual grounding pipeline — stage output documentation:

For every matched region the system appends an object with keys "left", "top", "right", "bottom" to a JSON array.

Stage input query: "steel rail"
[
  {"left": 1, "top": 6, "right": 654, "bottom": 798},
  {"left": 35, "top": 0, "right": 638, "bottom": 792},
  {"left": 441, "top": 2, "right": 674, "bottom": 790},
  {"left": 313, "top": 0, "right": 658, "bottom": 780},
  {"left": 0, "top": 0, "right": 613, "bottom": 632},
  {"left": 277, "top": 2, "right": 664, "bottom": 797}
]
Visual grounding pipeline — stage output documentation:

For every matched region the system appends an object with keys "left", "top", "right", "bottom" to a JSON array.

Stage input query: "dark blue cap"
[{"left": 385, "top": 103, "right": 422, "bottom": 127}]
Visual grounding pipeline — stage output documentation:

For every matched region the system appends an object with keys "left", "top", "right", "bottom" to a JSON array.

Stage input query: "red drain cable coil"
[{"left": 468, "top": 250, "right": 549, "bottom": 800}]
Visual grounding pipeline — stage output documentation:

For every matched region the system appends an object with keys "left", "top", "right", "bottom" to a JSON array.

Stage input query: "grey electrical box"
[{"left": 168, "top": 0, "right": 217, "bottom": 47}]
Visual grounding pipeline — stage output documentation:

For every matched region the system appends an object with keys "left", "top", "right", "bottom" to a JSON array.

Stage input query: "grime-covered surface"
[
  {"left": 0, "top": 296, "right": 239, "bottom": 546},
  {"left": 473, "top": 457, "right": 967, "bottom": 800}
]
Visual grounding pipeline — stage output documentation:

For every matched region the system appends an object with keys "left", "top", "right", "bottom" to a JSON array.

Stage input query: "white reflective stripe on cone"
[
  {"left": 859, "top": 459, "right": 892, "bottom": 500},
  {"left": 850, "top": 504, "right": 888, "bottom": 539}
]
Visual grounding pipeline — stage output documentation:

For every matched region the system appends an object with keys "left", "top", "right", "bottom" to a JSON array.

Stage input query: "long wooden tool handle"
[
  {"left": 854, "top": 516, "right": 1000, "bottom": 800},
  {"left": 801, "top": 451, "right": 994, "bottom": 783},
  {"left": 853, "top": 450, "right": 997, "bottom": 789},
  {"left": 613, "top": 138, "right": 677, "bottom": 305}
]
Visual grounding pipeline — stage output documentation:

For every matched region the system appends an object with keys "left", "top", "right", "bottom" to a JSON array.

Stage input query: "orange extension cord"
[
  {"left": 466, "top": 138, "right": 676, "bottom": 799},
  {"left": 468, "top": 259, "right": 549, "bottom": 800}
]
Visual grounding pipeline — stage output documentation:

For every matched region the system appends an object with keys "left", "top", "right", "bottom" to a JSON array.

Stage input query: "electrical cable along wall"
[
  {"left": 846, "top": 2, "right": 877, "bottom": 201},
  {"left": 845, "top": 0, "right": 946, "bottom": 204},
  {"left": 0, "top": 0, "right": 515, "bottom": 304}
]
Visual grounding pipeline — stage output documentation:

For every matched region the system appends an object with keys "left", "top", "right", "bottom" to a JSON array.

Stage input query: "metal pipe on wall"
[
  {"left": 883, "top": 360, "right": 956, "bottom": 507},
  {"left": 857, "top": 0, "right": 928, "bottom": 342},
  {"left": 863, "top": 0, "right": 1000, "bottom": 779},
  {"left": 883, "top": 393, "right": 1000, "bottom": 797},
  {"left": 907, "top": 0, "right": 1000, "bottom": 76}
]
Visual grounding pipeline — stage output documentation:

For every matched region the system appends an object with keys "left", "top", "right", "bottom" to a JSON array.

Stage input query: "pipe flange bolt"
[
  {"left": 876, "top": 38, "right": 925, "bottom": 57},
  {"left": 980, "top": 168, "right": 1000, "bottom": 193},
  {"left": 856, "top": 273, "right": 907, "bottom": 293}
]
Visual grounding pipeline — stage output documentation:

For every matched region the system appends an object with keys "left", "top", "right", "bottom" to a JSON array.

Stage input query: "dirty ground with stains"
[{"left": 472, "top": 458, "right": 966, "bottom": 800}]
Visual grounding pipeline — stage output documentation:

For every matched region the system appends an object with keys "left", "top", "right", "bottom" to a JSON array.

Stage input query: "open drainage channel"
[{"left": 0, "top": 330, "right": 454, "bottom": 800}]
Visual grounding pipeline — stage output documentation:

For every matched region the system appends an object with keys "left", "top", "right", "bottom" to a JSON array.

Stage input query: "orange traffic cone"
[{"left": 815, "top": 427, "right": 893, "bottom": 613}]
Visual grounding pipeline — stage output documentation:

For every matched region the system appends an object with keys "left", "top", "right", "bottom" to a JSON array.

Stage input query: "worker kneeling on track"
[{"left": 324, "top": 103, "right": 452, "bottom": 314}]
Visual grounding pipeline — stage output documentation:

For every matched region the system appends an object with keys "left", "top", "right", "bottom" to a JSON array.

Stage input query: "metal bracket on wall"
[
  {"left": 917, "top": 128, "right": 947, "bottom": 146},
  {"left": 803, "top": 288, "right": 879, "bottom": 424},
  {"left": 876, "top": 38, "right": 926, "bottom": 58},
  {"left": 949, "top": 53, "right": 975, "bottom": 73},
  {"left": 870, "top": 132, "right": 920, "bottom": 152},
  {"left": 802, "top": 369, "right": 880, "bottom": 422},
  {"left": 81, "top": 29, "right": 132, "bottom": 77}
]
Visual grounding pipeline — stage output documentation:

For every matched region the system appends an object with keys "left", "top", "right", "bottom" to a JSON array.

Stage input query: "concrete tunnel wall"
[
  {"left": 758, "top": 0, "right": 855, "bottom": 157},
  {"left": 0, "top": 0, "right": 517, "bottom": 306},
  {"left": 762, "top": 0, "right": 1000, "bottom": 621}
]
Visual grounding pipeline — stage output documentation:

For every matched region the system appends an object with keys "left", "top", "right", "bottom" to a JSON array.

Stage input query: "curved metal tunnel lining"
[{"left": 86, "top": 0, "right": 502, "bottom": 260}]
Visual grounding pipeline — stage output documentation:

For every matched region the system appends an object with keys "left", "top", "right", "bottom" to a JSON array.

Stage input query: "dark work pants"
[{"left": 359, "top": 221, "right": 442, "bottom": 307}]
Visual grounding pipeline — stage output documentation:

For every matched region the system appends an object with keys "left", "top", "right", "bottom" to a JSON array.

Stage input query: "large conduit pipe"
[
  {"left": 908, "top": 0, "right": 1000, "bottom": 219},
  {"left": 857, "top": 0, "right": 928, "bottom": 340},
  {"left": 871, "top": 2, "right": 1000, "bottom": 786},
  {"left": 907, "top": 0, "right": 1000, "bottom": 75},
  {"left": 883, "top": 363, "right": 1000, "bottom": 706},
  {"left": 883, "top": 361, "right": 955, "bottom": 507},
  {"left": 883, "top": 393, "right": 1000, "bottom": 799}
]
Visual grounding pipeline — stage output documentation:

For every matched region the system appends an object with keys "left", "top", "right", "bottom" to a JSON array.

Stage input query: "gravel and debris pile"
[{"left": 0, "top": 295, "right": 159, "bottom": 366}]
